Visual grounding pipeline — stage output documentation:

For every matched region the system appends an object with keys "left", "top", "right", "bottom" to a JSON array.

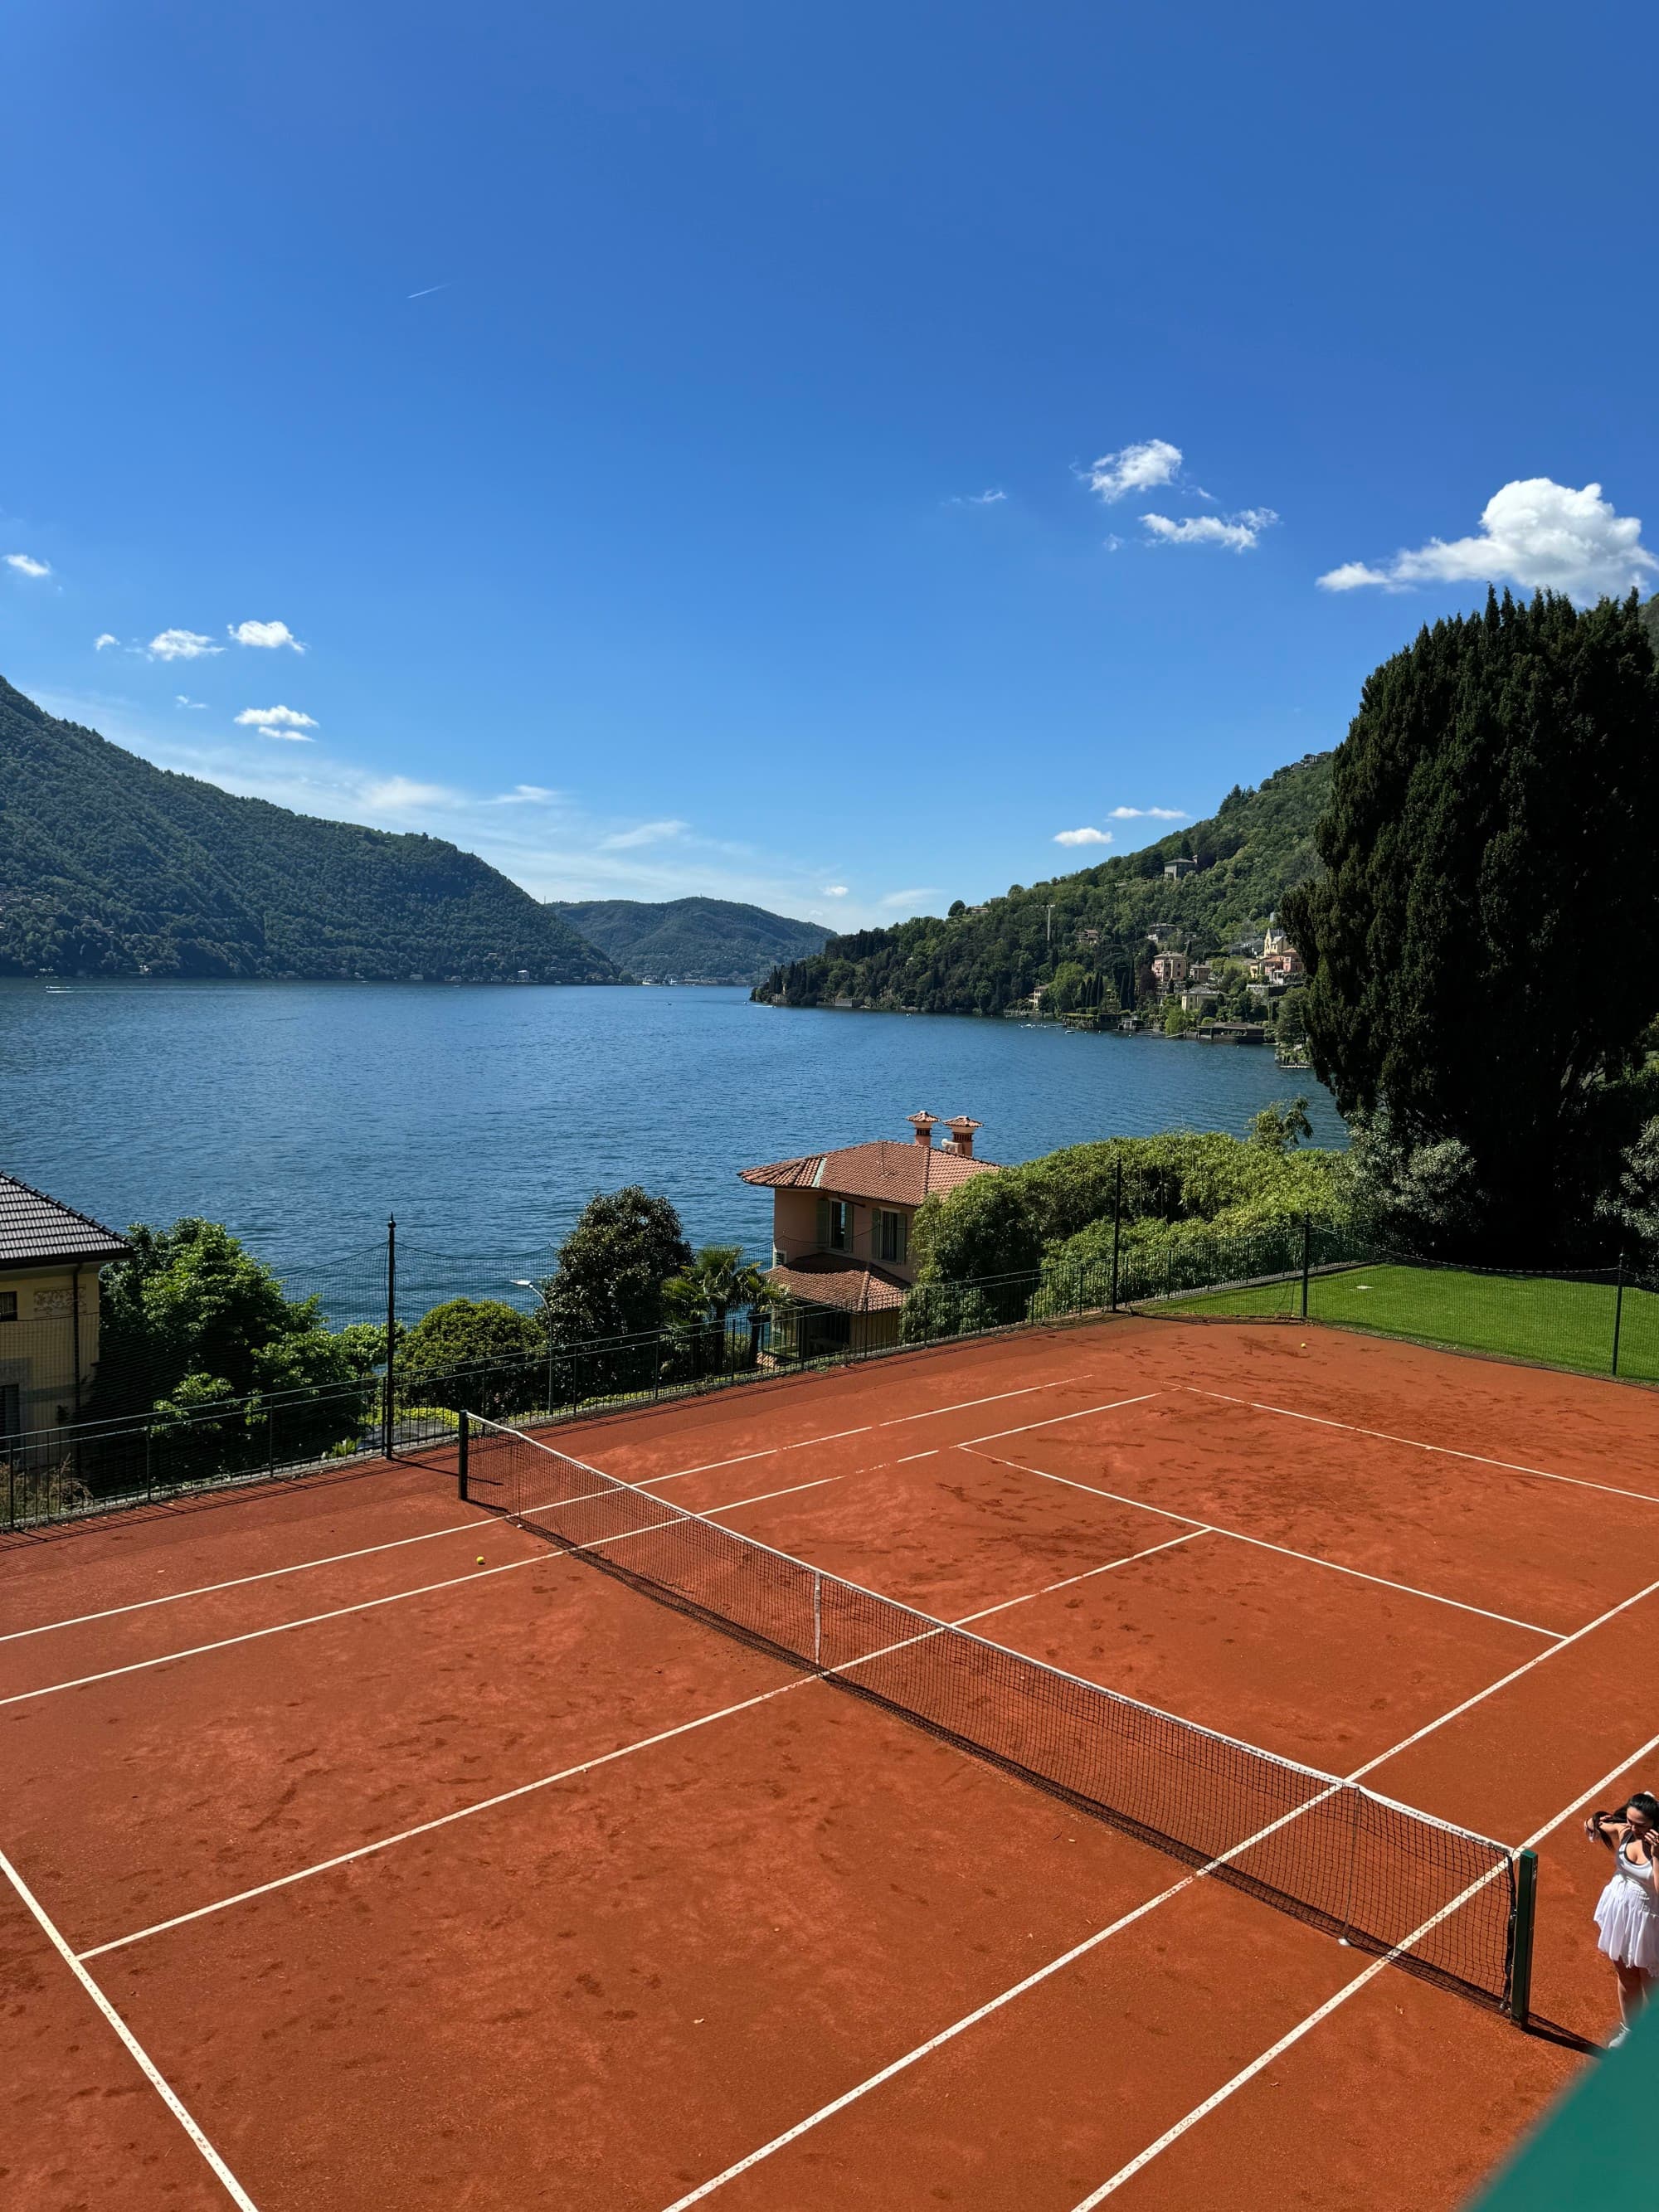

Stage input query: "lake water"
[{"left": 0, "top": 980, "right": 1342, "bottom": 1302}]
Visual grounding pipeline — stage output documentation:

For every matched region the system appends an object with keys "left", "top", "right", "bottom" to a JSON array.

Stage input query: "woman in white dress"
[{"left": 1584, "top": 1791, "right": 1659, "bottom": 2046}]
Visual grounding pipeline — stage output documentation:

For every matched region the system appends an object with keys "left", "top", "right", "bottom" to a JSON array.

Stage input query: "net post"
[
  {"left": 456, "top": 1409, "right": 469, "bottom": 1502},
  {"left": 1612, "top": 1254, "right": 1625, "bottom": 1378},
  {"left": 1508, "top": 1848, "right": 1538, "bottom": 2028},
  {"left": 812, "top": 1568, "right": 823, "bottom": 1667},
  {"left": 1300, "top": 1213, "right": 1311, "bottom": 1320}
]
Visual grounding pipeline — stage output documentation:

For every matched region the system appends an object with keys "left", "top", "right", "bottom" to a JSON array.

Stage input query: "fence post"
[
  {"left": 1509, "top": 1848, "right": 1538, "bottom": 2028},
  {"left": 456, "top": 1409, "right": 469, "bottom": 1502},
  {"left": 1300, "top": 1213, "right": 1311, "bottom": 1321},
  {"left": 382, "top": 1215, "right": 397, "bottom": 1461},
  {"left": 1110, "top": 1158, "right": 1123, "bottom": 1311},
  {"left": 1612, "top": 1254, "right": 1626, "bottom": 1378}
]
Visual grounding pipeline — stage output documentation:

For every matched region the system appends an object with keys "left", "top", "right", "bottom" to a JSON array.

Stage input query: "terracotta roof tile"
[
  {"left": 765, "top": 1253, "right": 909, "bottom": 1312},
  {"left": 739, "top": 1137, "right": 999, "bottom": 1208},
  {"left": 0, "top": 1174, "right": 130, "bottom": 1270}
]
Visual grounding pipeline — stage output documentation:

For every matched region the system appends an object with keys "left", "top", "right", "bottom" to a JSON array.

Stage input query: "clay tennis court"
[{"left": 4, "top": 1314, "right": 1657, "bottom": 2211}]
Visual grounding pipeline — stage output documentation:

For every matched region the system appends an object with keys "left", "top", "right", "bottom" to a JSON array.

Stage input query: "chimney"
[
  {"left": 907, "top": 1111, "right": 938, "bottom": 1148},
  {"left": 945, "top": 1115, "right": 980, "bottom": 1159}
]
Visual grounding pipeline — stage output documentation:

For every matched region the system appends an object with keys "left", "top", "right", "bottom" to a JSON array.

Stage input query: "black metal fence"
[{"left": 7, "top": 1211, "right": 1654, "bottom": 1534}]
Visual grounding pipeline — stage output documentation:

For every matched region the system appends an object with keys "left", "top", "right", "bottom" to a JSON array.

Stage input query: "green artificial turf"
[{"left": 1173, "top": 1262, "right": 1659, "bottom": 1384}]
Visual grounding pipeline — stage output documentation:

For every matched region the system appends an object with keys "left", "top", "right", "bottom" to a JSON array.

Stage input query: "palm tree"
[{"left": 661, "top": 1245, "right": 782, "bottom": 1374}]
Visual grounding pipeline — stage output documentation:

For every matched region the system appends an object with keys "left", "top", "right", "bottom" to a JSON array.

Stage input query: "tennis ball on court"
[{"left": 476, "top": 1554, "right": 485, "bottom": 1564}]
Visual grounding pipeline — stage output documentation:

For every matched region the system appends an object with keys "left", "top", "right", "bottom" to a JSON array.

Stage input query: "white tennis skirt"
[{"left": 1594, "top": 1874, "right": 1659, "bottom": 1973}]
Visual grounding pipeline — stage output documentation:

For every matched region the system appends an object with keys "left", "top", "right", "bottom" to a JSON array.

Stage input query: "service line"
[
  {"left": 966, "top": 1446, "right": 1565, "bottom": 1640},
  {"left": 76, "top": 1524, "right": 1201, "bottom": 1961}
]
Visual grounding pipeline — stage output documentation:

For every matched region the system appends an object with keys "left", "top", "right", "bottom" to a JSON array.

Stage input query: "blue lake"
[{"left": 0, "top": 980, "right": 1342, "bottom": 1303}]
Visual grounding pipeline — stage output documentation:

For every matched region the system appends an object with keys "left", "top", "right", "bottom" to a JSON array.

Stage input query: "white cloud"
[
  {"left": 148, "top": 628, "right": 222, "bottom": 661},
  {"left": 1141, "top": 508, "right": 1277, "bottom": 552},
  {"left": 1315, "top": 561, "right": 1397, "bottom": 594},
  {"left": 1108, "top": 805, "right": 1189, "bottom": 820},
  {"left": 94, "top": 632, "right": 119, "bottom": 651},
  {"left": 878, "top": 887, "right": 940, "bottom": 909},
  {"left": 600, "top": 819, "right": 689, "bottom": 850},
  {"left": 228, "top": 619, "right": 305, "bottom": 652},
  {"left": 1087, "top": 440, "right": 1182, "bottom": 503},
  {"left": 1053, "top": 826, "right": 1113, "bottom": 847},
  {"left": 948, "top": 489, "right": 1007, "bottom": 507},
  {"left": 822, "top": 884, "right": 849, "bottom": 897},
  {"left": 174, "top": 694, "right": 208, "bottom": 710},
  {"left": 5, "top": 552, "right": 51, "bottom": 577},
  {"left": 1316, "top": 478, "right": 1658, "bottom": 604},
  {"left": 235, "top": 705, "right": 319, "bottom": 735},
  {"left": 487, "top": 784, "right": 559, "bottom": 805},
  {"left": 362, "top": 775, "right": 456, "bottom": 810}
]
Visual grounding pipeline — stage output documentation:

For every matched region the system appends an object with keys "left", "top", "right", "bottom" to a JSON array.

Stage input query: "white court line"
[
  {"left": 0, "top": 1844, "right": 259, "bottom": 2209},
  {"left": 959, "top": 1393, "right": 1160, "bottom": 1447},
  {"left": 966, "top": 1448, "right": 1564, "bottom": 1641},
  {"left": 0, "top": 1472, "right": 846, "bottom": 1712},
  {"left": 640, "top": 1380, "right": 1070, "bottom": 1485},
  {"left": 6, "top": 1383, "right": 1073, "bottom": 1646},
  {"left": 1185, "top": 1386, "right": 1659, "bottom": 1510},
  {"left": 1066, "top": 1721, "right": 1659, "bottom": 2207},
  {"left": 652, "top": 1670, "right": 1467, "bottom": 2212},
  {"left": 0, "top": 1512, "right": 511, "bottom": 1646},
  {"left": 79, "top": 1527, "right": 1193, "bottom": 1961},
  {"left": 895, "top": 1450, "right": 939, "bottom": 1464},
  {"left": 646, "top": 1550, "right": 1659, "bottom": 2206}
]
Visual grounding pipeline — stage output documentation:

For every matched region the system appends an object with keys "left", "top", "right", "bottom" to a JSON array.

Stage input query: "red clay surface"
[{"left": 3, "top": 1315, "right": 1656, "bottom": 2210}]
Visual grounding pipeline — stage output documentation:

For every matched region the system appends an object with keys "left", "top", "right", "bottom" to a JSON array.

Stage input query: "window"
[
  {"left": 0, "top": 1383, "right": 18, "bottom": 1439},
  {"left": 816, "top": 1198, "right": 852, "bottom": 1252},
  {"left": 876, "top": 1209, "right": 907, "bottom": 1266},
  {"left": 0, "top": 1291, "right": 15, "bottom": 1323}
]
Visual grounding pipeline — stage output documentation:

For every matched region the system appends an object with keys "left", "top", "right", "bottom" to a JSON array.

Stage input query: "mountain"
[
  {"left": 547, "top": 897, "right": 830, "bottom": 984},
  {"left": 0, "top": 676, "right": 624, "bottom": 984},
  {"left": 753, "top": 751, "right": 1334, "bottom": 1017}
]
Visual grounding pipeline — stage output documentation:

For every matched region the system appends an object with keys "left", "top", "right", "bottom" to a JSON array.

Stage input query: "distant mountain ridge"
[
  {"left": 753, "top": 751, "right": 1334, "bottom": 1017},
  {"left": 0, "top": 675, "right": 623, "bottom": 984},
  {"left": 547, "top": 896, "right": 829, "bottom": 983}
]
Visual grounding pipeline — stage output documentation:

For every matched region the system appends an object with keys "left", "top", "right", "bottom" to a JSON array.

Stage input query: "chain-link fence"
[{"left": 6, "top": 1213, "right": 1653, "bottom": 1533}]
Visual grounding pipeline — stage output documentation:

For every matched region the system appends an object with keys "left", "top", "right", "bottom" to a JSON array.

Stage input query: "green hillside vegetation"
[
  {"left": 548, "top": 895, "right": 828, "bottom": 983},
  {"left": 752, "top": 751, "right": 1332, "bottom": 1017},
  {"left": 0, "top": 675, "right": 624, "bottom": 983}
]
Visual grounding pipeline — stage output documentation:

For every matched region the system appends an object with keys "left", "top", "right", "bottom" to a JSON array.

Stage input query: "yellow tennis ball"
[{"left": 476, "top": 1554, "right": 485, "bottom": 1564}]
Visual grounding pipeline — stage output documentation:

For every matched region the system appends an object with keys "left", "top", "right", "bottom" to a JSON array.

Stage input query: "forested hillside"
[
  {"left": 0, "top": 676, "right": 623, "bottom": 983},
  {"left": 754, "top": 751, "right": 1332, "bottom": 1017},
  {"left": 547, "top": 896, "right": 827, "bottom": 983}
]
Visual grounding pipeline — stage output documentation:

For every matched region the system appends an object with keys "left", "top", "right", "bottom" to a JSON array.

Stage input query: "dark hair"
[{"left": 1625, "top": 1792, "right": 1659, "bottom": 1826}]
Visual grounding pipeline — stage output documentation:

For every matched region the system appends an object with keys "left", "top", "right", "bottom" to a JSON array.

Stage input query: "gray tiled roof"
[{"left": 0, "top": 1174, "right": 131, "bottom": 1267}]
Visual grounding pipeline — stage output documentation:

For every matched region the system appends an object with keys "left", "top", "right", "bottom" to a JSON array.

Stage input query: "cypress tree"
[{"left": 1282, "top": 589, "right": 1659, "bottom": 1260}]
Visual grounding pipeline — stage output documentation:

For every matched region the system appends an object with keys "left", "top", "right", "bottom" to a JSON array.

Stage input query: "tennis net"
[{"left": 460, "top": 1412, "right": 1528, "bottom": 2013}]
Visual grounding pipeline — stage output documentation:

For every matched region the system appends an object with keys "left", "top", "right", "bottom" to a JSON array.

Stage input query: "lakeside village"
[{"left": 1006, "top": 854, "right": 1310, "bottom": 1064}]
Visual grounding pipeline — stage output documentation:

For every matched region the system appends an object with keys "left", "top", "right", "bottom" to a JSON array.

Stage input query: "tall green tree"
[
  {"left": 538, "top": 1186, "right": 693, "bottom": 1345},
  {"left": 1282, "top": 590, "right": 1659, "bottom": 1259}
]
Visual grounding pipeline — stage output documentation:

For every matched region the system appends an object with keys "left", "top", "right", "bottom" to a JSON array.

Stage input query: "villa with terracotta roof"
[
  {"left": 738, "top": 1111, "right": 999, "bottom": 1352},
  {"left": 0, "top": 1172, "right": 130, "bottom": 1446}
]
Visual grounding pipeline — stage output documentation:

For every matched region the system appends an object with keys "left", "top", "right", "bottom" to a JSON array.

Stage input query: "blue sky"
[{"left": 3, "top": 2, "right": 1655, "bottom": 930}]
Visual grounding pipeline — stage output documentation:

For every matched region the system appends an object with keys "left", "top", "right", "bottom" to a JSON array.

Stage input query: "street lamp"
[{"left": 512, "top": 1280, "right": 556, "bottom": 1416}]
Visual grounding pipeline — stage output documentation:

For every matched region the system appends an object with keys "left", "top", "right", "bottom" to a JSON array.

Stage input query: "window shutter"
[
  {"left": 894, "top": 1212, "right": 908, "bottom": 1265},
  {"left": 816, "top": 1198, "right": 830, "bottom": 1250}
]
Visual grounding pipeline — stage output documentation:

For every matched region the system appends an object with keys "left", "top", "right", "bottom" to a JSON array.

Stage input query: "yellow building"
[
  {"left": 0, "top": 1174, "right": 130, "bottom": 1445},
  {"left": 739, "top": 1111, "right": 1000, "bottom": 1354}
]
